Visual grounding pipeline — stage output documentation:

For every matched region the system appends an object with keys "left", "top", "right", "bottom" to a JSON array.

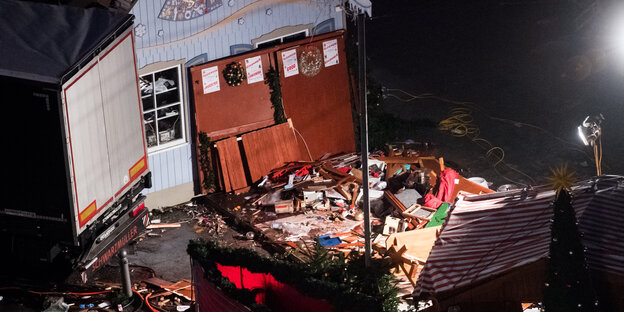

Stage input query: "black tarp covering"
[{"left": 0, "top": 0, "right": 132, "bottom": 84}]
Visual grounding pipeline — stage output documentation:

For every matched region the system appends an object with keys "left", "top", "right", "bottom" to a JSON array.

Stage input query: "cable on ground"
[
  {"left": 438, "top": 107, "right": 536, "bottom": 186},
  {"left": 384, "top": 87, "right": 600, "bottom": 185},
  {"left": 385, "top": 88, "right": 592, "bottom": 159}
]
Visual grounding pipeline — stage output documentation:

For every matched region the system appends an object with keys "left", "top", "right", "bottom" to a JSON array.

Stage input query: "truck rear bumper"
[{"left": 76, "top": 200, "right": 150, "bottom": 283}]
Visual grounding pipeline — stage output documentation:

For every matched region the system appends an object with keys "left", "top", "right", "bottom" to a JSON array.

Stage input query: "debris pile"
[{"left": 226, "top": 144, "right": 496, "bottom": 258}]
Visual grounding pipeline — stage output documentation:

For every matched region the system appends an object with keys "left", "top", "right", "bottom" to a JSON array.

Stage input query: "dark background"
[{"left": 365, "top": 0, "right": 624, "bottom": 188}]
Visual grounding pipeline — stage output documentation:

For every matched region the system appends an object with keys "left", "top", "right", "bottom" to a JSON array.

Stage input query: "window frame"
[
  {"left": 140, "top": 64, "right": 187, "bottom": 153},
  {"left": 254, "top": 29, "right": 309, "bottom": 49}
]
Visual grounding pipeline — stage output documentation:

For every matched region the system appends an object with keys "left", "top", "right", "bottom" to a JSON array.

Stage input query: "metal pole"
[
  {"left": 357, "top": 12, "right": 372, "bottom": 267},
  {"left": 119, "top": 249, "right": 132, "bottom": 298}
]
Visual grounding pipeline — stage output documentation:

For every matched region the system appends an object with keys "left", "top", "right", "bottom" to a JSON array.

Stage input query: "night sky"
[{"left": 366, "top": 0, "right": 624, "bottom": 187}]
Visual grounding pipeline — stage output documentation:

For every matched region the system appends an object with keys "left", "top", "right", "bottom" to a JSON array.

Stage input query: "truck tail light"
[{"left": 130, "top": 202, "right": 146, "bottom": 217}]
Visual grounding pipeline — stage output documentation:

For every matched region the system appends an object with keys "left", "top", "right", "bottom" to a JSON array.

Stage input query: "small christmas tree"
[{"left": 543, "top": 187, "right": 600, "bottom": 311}]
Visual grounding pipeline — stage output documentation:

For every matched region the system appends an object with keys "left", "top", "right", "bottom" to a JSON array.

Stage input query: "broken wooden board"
[
  {"left": 215, "top": 137, "right": 248, "bottom": 192},
  {"left": 147, "top": 223, "right": 182, "bottom": 229},
  {"left": 242, "top": 121, "right": 304, "bottom": 183},
  {"left": 163, "top": 280, "right": 193, "bottom": 301}
]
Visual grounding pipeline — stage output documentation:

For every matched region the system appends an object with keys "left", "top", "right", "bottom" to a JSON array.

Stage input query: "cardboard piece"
[
  {"left": 275, "top": 199, "right": 294, "bottom": 214},
  {"left": 383, "top": 216, "right": 402, "bottom": 235}
]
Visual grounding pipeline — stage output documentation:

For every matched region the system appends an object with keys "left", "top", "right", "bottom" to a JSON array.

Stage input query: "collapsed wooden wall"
[{"left": 214, "top": 122, "right": 305, "bottom": 193}]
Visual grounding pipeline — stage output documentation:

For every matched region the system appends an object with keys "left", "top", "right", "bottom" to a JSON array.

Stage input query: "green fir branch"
[
  {"left": 265, "top": 66, "right": 287, "bottom": 124},
  {"left": 198, "top": 132, "right": 215, "bottom": 192}
]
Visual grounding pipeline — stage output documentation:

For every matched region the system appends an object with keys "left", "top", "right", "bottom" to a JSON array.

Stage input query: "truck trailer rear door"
[{"left": 61, "top": 28, "right": 148, "bottom": 236}]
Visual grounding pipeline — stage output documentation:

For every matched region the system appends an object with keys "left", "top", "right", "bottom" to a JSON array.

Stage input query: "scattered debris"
[
  {"left": 147, "top": 223, "right": 182, "bottom": 229},
  {"left": 200, "top": 150, "right": 496, "bottom": 264}
]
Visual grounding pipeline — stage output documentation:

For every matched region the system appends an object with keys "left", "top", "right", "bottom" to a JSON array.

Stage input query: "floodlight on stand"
[
  {"left": 577, "top": 125, "right": 591, "bottom": 146},
  {"left": 577, "top": 114, "right": 604, "bottom": 146},
  {"left": 577, "top": 114, "right": 605, "bottom": 176}
]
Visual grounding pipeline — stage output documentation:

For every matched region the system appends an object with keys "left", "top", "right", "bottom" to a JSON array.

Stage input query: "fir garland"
[
  {"left": 223, "top": 62, "right": 246, "bottom": 86},
  {"left": 198, "top": 132, "right": 215, "bottom": 192},
  {"left": 264, "top": 66, "right": 287, "bottom": 124},
  {"left": 188, "top": 239, "right": 400, "bottom": 312}
]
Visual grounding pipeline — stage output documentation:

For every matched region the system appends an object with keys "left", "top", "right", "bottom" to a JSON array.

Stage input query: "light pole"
[{"left": 349, "top": 0, "right": 373, "bottom": 266}]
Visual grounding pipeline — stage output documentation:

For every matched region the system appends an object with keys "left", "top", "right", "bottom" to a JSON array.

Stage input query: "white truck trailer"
[{"left": 0, "top": 1, "right": 151, "bottom": 282}]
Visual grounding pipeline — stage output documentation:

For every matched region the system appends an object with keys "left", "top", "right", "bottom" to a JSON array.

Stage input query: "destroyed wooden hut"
[
  {"left": 190, "top": 30, "right": 356, "bottom": 195},
  {"left": 129, "top": 0, "right": 348, "bottom": 208}
]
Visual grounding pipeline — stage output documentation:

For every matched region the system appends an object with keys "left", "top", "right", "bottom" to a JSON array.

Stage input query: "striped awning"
[{"left": 415, "top": 176, "right": 624, "bottom": 295}]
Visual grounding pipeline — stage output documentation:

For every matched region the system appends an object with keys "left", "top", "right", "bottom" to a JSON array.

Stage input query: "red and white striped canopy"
[{"left": 415, "top": 176, "right": 624, "bottom": 295}]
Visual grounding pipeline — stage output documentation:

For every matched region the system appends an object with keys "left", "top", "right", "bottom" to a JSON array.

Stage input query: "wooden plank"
[
  {"left": 374, "top": 156, "right": 421, "bottom": 164},
  {"left": 147, "top": 223, "right": 181, "bottom": 229},
  {"left": 215, "top": 137, "right": 247, "bottom": 192},
  {"left": 204, "top": 119, "right": 274, "bottom": 141},
  {"left": 451, "top": 175, "right": 495, "bottom": 200},
  {"left": 242, "top": 122, "right": 304, "bottom": 183},
  {"left": 215, "top": 141, "right": 231, "bottom": 192}
]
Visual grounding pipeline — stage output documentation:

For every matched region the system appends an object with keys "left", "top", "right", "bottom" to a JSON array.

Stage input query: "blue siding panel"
[
  {"left": 166, "top": 149, "right": 175, "bottom": 188},
  {"left": 145, "top": 144, "right": 193, "bottom": 194},
  {"left": 178, "top": 148, "right": 186, "bottom": 185},
  {"left": 158, "top": 152, "right": 167, "bottom": 189},
  {"left": 172, "top": 148, "right": 180, "bottom": 186}
]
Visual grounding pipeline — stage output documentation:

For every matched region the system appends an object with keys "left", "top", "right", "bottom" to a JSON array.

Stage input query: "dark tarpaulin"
[{"left": 0, "top": 0, "right": 132, "bottom": 84}]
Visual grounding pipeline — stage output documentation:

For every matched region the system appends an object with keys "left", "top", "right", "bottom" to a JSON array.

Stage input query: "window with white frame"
[
  {"left": 139, "top": 65, "right": 186, "bottom": 152},
  {"left": 255, "top": 30, "right": 308, "bottom": 49}
]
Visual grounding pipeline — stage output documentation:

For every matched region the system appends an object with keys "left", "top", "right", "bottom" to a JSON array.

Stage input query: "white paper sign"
[
  {"left": 323, "top": 39, "right": 339, "bottom": 67},
  {"left": 245, "top": 56, "right": 264, "bottom": 84},
  {"left": 201, "top": 66, "right": 220, "bottom": 94},
  {"left": 281, "top": 49, "right": 299, "bottom": 77}
]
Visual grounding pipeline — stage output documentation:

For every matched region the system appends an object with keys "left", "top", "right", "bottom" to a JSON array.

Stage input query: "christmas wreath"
[
  {"left": 298, "top": 46, "right": 322, "bottom": 77},
  {"left": 223, "top": 62, "right": 246, "bottom": 86}
]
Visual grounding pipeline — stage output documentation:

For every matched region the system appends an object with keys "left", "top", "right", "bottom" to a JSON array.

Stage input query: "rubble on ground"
[{"left": 203, "top": 141, "right": 499, "bottom": 269}]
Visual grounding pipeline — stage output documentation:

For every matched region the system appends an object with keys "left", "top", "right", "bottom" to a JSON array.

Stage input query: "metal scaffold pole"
[{"left": 357, "top": 11, "right": 372, "bottom": 267}]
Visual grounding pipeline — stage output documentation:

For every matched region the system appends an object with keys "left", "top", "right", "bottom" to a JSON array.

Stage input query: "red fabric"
[
  {"left": 216, "top": 263, "right": 267, "bottom": 291},
  {"left": 272, "top": 169, "right": 286, "bottom": 179},
  {"left": 435, "top": 168, "right": 458, "bottom": 203},
  {"left": 295, "top": 165, "right": 311, "bottom": 177},
  {"left": 337, "top": 167, "right": 351, "bottom": 174},
  {"left": 214, "top": 263, "right": 335, "bottom": 311},
  {"left": 193, "top": 262, "right": 250, "bottom": 312},
  {"left": 423, "top": 193, "right": 443, "bottom": 209}
]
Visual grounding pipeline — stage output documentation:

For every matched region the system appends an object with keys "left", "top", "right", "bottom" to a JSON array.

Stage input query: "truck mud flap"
[{"left": 75, "top": 202, "right": 150, "bottom": 283}]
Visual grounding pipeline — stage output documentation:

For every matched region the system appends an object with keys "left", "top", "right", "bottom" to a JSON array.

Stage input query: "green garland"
[
  {"left": 188, "top": 239, "right": 400, "bottom": 312},
  {"left": 198, "top": 132, "right": 215, "bottom": 192},
  {"left": 264, "top": 66, "right": 287, "bottom": 124}
]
